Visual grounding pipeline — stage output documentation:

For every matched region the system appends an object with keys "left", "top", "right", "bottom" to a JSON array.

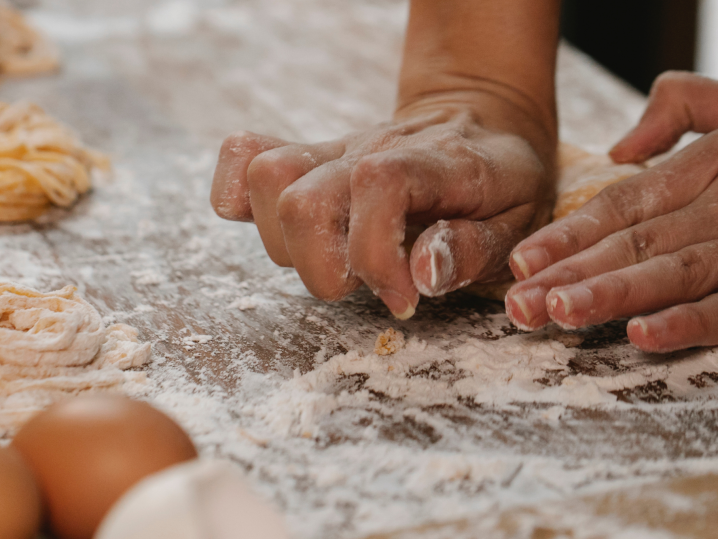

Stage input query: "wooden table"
[{"left": 3, "top": 1, "right": 718, "bottom": 538}]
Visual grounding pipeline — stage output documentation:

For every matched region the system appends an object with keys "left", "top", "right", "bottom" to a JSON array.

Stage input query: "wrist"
[{"left": 394, "top": 84, "right": 557, "bottom": 166}]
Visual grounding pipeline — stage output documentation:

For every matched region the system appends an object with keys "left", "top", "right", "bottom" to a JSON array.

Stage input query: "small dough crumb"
[
  {"left": 374, "top": 328, "right": 405, "bottom": 356},
  {"left": 182, "top": 334, "right": 213, "bottom": 346}
]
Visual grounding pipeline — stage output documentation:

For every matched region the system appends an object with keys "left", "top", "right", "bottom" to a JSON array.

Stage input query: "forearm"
[{"left": 396, "top": 0, "right": 561, "bottom": 157}]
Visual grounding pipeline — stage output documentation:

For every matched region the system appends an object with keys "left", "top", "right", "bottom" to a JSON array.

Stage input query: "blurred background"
[{"left": 562, "top": 0, "right": 717, "bottom": 93}]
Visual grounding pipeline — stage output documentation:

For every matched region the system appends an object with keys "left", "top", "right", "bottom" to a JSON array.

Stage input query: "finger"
[
  {"left": 347, "top": 141, "right": 537, "bottom": 319},
  {"left": 610, "top": 72, "right": 718, "bottom": 164},
  {"left": 509, "top": 130, "right": 718, "bottom": 280},
  {"left": 211, "top": 131, "right": 288, "bottom": 221},
  {"left": 628, "top": 294, "right": 718, "bottom": 353},
  {"left": 276, "top": 160, "right": 362, "bottom": 301},
  {"left": 409, "top": 205, "right": 534, "bottom": 297},
  {"left": 506, "top": 187, "right": 718, "bottom": 329},
  {"left": 545, "top": 240, "right": 718, "bottom": 329},
  {"left": 247, "top": 141, "right": 346, "bottom": 267}
]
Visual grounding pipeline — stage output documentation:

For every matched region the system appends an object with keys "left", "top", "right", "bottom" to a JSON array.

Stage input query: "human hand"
[
  {"left": 506, "top": 72, "right": 718, "bottom": 352},
  {"left": 211, "top": 100, "right": 555, "bottom": 319}
]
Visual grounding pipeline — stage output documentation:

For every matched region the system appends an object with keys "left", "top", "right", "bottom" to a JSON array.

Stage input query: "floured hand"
[
  {"left": 212, "top": 102, "right": 554, "bottom": 319},
  {"left": 507, "top": 72, "right": 718, "bottom": 353}
]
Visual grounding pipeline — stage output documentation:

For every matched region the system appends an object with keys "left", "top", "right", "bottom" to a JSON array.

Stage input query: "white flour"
[{"left": 2, "top": 1, "right": 718, "bottom": 537}]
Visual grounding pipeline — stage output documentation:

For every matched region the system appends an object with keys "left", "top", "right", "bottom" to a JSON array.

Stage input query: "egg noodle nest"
[
  {"left": 0, "top": 4, "right": 59, "bottom": 77},
  {"left": 0, "top": 101, "right": 109, "bottom": 222}
]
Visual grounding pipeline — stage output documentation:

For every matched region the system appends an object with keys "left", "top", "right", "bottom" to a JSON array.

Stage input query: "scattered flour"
[
  {"left": 183, "top": 334, "right": 213, "bottom": 346},
  {"left": 5, "top": 1, "right": 718, "bottom": 537}
]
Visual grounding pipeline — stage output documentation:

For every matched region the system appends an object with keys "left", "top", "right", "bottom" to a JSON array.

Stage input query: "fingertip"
[
  {"left": 627, "top": 316, "right": 671, "bottom": 353},
  {"left": 607, "top": 142, "right": 635, "bottom": 164},
  {"left": 210, "top": 167, "right": 252, "bottom": 221},
  {"left": 505, "top": 286, "right": 551, "bottom": 331},
  {"left": 608, "top": 135, "right": 649, "bottom": 164},
  {"left": 377, "top": 289, "right": 419, "bottom": 320}
]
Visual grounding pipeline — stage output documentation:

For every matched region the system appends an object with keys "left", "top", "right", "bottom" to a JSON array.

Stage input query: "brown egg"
[
  {"left": 11, "top": 395, "right": 197, "bottom": 539},
  {"left": 0, "top": 446, "right": 42, "bottom": 539}
]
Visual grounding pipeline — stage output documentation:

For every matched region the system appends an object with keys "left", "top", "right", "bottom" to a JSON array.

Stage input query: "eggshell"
[
  {"left": 0, "top": 446, "right": 42, "bottom": 539},
  {"left": 11, "top": 395, "right": 197, "bottom": 539},
  {"left": 95, "top": 460, "right": 289, "bottom": 539}
]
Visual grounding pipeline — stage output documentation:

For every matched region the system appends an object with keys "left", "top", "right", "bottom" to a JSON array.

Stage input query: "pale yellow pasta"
[
  {"left": 0, "top": 4, "right": 59, "bottom": 77},
  {"left": 0, "top": 101, "right": 109, "bottom": 222}
]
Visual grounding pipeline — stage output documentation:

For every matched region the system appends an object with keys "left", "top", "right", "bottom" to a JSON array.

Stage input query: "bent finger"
[
  {"left": 347, "top": 146, "right": 497, "bottom": 319},
  {"left": 611, "top": 72, "right": 718, "bottom": 164},
  {"left": 628, "top": 293, "right": 718, "bottom": 353},
  {"left": 211, "top": 131, "right": 288, "bottom": 221},
  {"left": 277, "top": 160, "right": 362, "bottom": 301},
  {"left": 247, "top": 141, "right": 346, "bottom": 267}
]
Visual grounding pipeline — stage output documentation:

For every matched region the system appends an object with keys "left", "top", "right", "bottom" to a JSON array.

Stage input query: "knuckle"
[
  {"left": 351, "top": 154, "right": 407, "bottom": 191},
  {"left": 595, "top": 183, "right": 644, "bottom": 227},
  {"left": 685, "top": 303, "right": 713, "bottom": 335},
  {"left": 652, "top": 71, "right": 691, "bottom": 94},
  {"left": 246, "top": 150, "right": 280, "bottom": 183},
  {"left": 604, "top": 273, "right": 632, "bottom": 301},
  {"left": 669, "top": 248, "right": 707, "bottom": 295},
  {"left": 307, "top": 274, "right": 360, "bottom": 302},
  {"left": 246, "top": 149, "right": 301, "bottom": 192},
  {"left": 614, "top": 228, "right": 658, "bottom": 264},
  {"left": 220, "top": 130, "right": 258, "bottom": 159},
  {"left": 276, "top": 186, "right": 317, "bottom": 226},
  {"left": 554, "top": 221, "right": 584, "bottom": 254}
]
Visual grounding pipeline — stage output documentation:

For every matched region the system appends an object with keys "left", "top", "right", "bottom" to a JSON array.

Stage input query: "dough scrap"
[
  {"left": 374, "top": 328, "right": 405, "bottom": 356},
  {"left": 0, "top": 100, "right": 109, "bottom": 222},
  {"left": 0, "top": 282, "right": 151, "bottom": 436},
  {"left": 0, "top": 4, "right": 60, "bottom": 77}
]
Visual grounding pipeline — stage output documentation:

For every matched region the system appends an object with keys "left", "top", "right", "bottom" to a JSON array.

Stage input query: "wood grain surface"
[{"left": 1, "top": 1, "right": 717, "bottom": 538}]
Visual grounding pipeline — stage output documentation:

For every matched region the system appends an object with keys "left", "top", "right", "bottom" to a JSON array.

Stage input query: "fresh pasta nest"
[
  {"left": 0, "top": 4, "right": 59, "bottom": 77},
  {"left": 0, "top": 101, "right": 109, "bottom": 222}
]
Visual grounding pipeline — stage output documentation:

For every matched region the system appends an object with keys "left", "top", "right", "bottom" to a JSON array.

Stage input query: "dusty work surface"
[{"left": 2, "top": 0, "right": 718, "bottom": 537}]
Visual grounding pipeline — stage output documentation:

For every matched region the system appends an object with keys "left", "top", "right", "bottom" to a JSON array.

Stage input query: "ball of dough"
[
  {"left": 96, "top": 460, "right": 289, "bottom": 539},
  {"left": 553, "top": 143, "right": 645, "bottom": 220},
  {"left": 11, "top": 395, "right": 197, "bottom": 539},
  {"left": 0, "top": 446, "right": 42, "bottom": 539}
]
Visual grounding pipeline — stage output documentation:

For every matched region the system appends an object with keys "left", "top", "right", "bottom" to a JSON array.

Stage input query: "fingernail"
[
  {"left": 631, "top": 317, "right": 649, "bottom": 336},
  {"left": 505, "top": 286, "right": 548, "bottom": 330},
  {"left": 629, "top": 316, "right": 666, "bottom": 338},
  {"left": 512, "top": 248, "right": 550, "bottom": 280},
  {"left": 550, "top": 286, "right": 593, "bottom": 316},
  {"left": 378, "top": 290, "right": 417, "bottom": 320},
  {"left": 425, "top": 236, "right": 455, "bottom": 296},
  {"left": 511, "top": 292, "right": 533, "bottom": 324}
]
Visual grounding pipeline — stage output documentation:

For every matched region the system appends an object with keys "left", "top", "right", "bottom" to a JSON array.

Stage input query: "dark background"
[{"left": 561, "top": 0, "right": 699, "bottom": 94}]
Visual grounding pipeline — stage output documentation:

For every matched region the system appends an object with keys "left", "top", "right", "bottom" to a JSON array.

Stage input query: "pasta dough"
[
  {"left": 0, "top": 4, "right": 59, "bottom": 77},
  {"left": 462, "top": 143, "right": 647, "bottom": 301},
  {"left": 0, "top": 101, "right": 108, "bottom": 222},
  {"left": 553, "top": 142, "right": 646, "bottom": 220},
  {"left": 0, "top": 282, "right": 152, "bottom": 436}
]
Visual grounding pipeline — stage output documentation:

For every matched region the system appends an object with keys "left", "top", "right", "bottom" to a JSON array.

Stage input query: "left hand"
[{"left": 505, "top": 72, "right": 718, "bottom": 353}]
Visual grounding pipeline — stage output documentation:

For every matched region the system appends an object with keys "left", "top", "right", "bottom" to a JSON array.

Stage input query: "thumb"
[
  {"left": 610, "top": 72, "right": 718, "bottom": 164},
  {"left": 409, "top": 207, "right": 533, "bottom": 297}
]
